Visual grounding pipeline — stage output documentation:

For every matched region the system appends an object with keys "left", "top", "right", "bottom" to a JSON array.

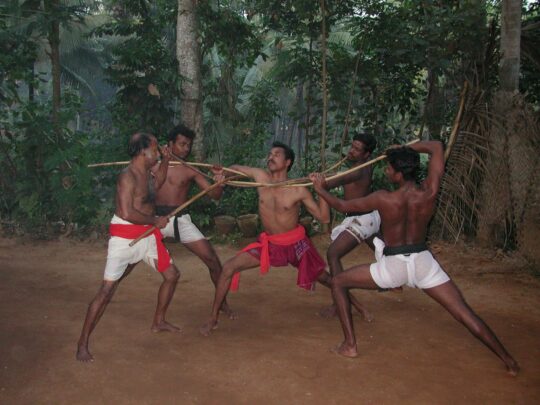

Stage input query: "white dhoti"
[
  {"left": 369, "top": 237, "right": 450, "bottom": 289},
  {"left": 103, "top": 215, "right": 173, "bottom": 281},
  {"left": 331, "top": 211, "right": 381, "bottom": 242},
  {"left": 160, "top": 213, "right": 205, "bottom": 243}
]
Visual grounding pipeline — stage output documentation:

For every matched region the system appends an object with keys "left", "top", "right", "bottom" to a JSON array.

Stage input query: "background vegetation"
[{"left": 1, "top": 1, "right": 538, "bottom": 249}]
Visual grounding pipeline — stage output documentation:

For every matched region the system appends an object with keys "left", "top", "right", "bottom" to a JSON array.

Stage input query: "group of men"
[{"left": 76, "top": 125, "right": 519, "bottom": 376}]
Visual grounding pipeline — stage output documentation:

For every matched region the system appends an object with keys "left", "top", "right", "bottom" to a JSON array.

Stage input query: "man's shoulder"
[
  {"left": 168, "top": 164, "right": 196, "bottom": 179},
  {"left": 247, "top": 168, "right": 271, "bottom": 183},
  {"left": 118, "top": 166, "right": 134, "bottom": 179}
]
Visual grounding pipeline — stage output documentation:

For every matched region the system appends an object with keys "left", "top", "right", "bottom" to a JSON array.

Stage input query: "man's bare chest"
[
  {"left": 259, "top": 189, "right": 300, "bottom": 212},
  {"left": 167, "top": 168, "right": 194, "bottom": 188}
]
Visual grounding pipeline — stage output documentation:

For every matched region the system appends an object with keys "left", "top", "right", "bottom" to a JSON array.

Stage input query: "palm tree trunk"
[
  {"left": 477, "top": 0, "right": 523, "bottom": 247},
  {"left": 177, "top": 0, "right": 205, "bottom": 160},
  {"left": 499, "top": 0, "right": 522, "bottom": 91}
]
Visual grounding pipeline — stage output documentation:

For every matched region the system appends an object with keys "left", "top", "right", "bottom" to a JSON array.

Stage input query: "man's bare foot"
[
  {"left": 199, "top": 319, "right": 218, "bottom": 336},
  {"left": 76, "top": 345, "right": 94, "bottom": 362},
  {"left": 506, "top": 360, "right": 520, "bottom": 377},
  {"left": 220, "top": 306, "right": 238, "bottom": 320},
  {"left": 151, "top": 320, "right": 182, "bottom": 333},
  {"left": 330, "top": 342, "right": 358, "bottom": 358},
  {"left": 318, "top": 305, "right": 337, "bottom": 319}
]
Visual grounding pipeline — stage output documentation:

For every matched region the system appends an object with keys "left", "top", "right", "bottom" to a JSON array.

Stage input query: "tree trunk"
[
  {"left": 319, "top": 0, "right": 328, "bottom": 171},
  {"left": 499, "top": 0, "right": 522, "bottom": 92},
  {"left": 296, "top": 82, "right": 304, "bottom": 162},
  {"left": 477, "top": 0, "right": 523, "bottom": 247},
  {"left": 304, "top": 38, "right": 314, "bottom": 173},
  {"left": 177, "top": 0, "right": 205, "bottom": 160},
  {"left": 45, "top": 0, "right": 61, "bottom": 134}
]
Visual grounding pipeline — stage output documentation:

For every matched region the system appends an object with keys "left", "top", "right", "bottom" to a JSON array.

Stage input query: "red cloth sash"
[
  {"left": 230, "top": 225, "right": 306, "bottom": 291},
  {"left": 109, "top": 224, "right": 171, "bottom": 273}
]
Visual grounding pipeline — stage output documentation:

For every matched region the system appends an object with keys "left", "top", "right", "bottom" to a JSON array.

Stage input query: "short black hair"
[
  {"left": 352, "top": 132, "right": 377, "bottom": 154},
  {"left": 128, "top": 132, "right": 155, "bottom": 157},
  {"left": 386, "top": 146, "right": 420, "bottom": 181},
  {"left": 271, "top": 141, "right": 295, "bottom": 172},
  {"left": 168, "top": 124, "right": 196, "bottom": 143}
]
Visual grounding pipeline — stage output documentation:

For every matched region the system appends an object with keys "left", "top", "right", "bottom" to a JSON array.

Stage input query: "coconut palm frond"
[
  {"left": 60, "top": 63, "right": 96, "bottom": 97},
  {"left": 431, "top": 86, "right": 492, "bottom": 241}
]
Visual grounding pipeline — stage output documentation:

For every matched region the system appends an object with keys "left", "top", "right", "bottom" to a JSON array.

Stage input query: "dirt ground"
[{"left": 1, "top": 234, "right": 539, "bottom": 405}]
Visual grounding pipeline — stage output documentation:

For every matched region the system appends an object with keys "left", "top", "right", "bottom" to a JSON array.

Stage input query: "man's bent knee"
[
  {"left": 203, "top": 254, "right": 222, "bottom": 272},
  {"left": 96, "top": 281, "right": 118, "bottom": 301},
  {"left": 163, "top": 265, "right": 180, "bottom": 282},
  {"left": 222, "top": 264, "right": 237, "bottom": 279},
  {"left": 331, "top": 273, "right": 347, "bottom": 289}
]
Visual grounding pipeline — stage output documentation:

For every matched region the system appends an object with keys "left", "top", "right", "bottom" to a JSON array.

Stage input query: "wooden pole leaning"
[
  {"left": 444, "top": 81, "right": 468, "bottom": 162},
  {"left": 128, "top": 175, "right": 243, "bottom": 247}
]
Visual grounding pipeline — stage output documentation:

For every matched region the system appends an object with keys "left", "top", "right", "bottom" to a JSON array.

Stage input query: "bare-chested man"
[
  {"left": 319, "top": 132, "right": 379, "bottom": 319},
  {"left": 154, "top": 124, "right": 233, "bottom": 317},
  {"left": 76, "top": 133, "right": 181, "bottom": 362},
  {"left": 199, "top": 141, "right": 331, "bottom": 336},
  {"left": 311, "top": 140, "right": 519, "bottom": 375}
]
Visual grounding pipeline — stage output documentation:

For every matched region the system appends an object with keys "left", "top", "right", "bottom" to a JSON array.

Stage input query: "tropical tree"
[{"left": 177, "top": 0, "right": 205, "bottom": 159}]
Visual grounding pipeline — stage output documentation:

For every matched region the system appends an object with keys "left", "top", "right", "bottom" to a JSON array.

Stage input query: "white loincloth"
[
  {"left": 369, "top": 237, "right": 450, "bottom": 289},
  {"left": 103, "top": 215, "right": 172, "bottom": 281},
  {"left": 330, "top": 211, "right": 381, "bottom": 242},
  {"left": 161, "top": 214, "right": 205, "bottom": 243}
]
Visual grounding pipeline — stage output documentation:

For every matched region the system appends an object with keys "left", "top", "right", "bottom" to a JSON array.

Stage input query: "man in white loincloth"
[
  {"left": 153, "top": 124, "right": 234, "bottom": 318},
  {"left": 320, "top": 132, "right": 380, "bottom": 319},
  {"left": 76, "top": 133, "right": 181, "bottom": 362},
  {"left": 311, "top": 140, "right": 519, "bottom": 376}
]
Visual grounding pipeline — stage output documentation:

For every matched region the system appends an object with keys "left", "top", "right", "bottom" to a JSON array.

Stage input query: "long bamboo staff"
[
  {"left": 129, "top": 175, "right": 242, "bottom": 247},
  {"left": 225, "top": 155, "right": 348, "bottom": 188},
  {"left": 224, "top": 140, "right": 420, "bottom": 188},
  {"left": 88, "top": 159, "right": 250, "bottom": 178},
  {"left": 169, "top": 151, "right": 213, "bottom": 179},
  {"left": 89, "top": 141, "right": 407, "bottom": 189},
  {"left": 444, "top": 81, "right": 468, "bottom": 162}
]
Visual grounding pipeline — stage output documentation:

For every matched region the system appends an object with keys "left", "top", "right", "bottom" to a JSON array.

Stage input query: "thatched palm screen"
[{"left": 431, "top": 85, "right": 540, "bottom": 262}]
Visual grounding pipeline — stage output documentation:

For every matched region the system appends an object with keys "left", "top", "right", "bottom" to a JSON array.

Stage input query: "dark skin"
[
  {"left": 320, "top": 140, "right": 376, "bottom": 320},
  {"left": 311, "top": 141, "right": 520, "bottom": 376},
  {"left": 153, "top": 134, "right": 234, "bottom": 318},
  {"left": 199, "top": 147, "right": 331, "bottom": 336},
  {"left": 76, "top": 136, "right": 181, "bottom": 363}
]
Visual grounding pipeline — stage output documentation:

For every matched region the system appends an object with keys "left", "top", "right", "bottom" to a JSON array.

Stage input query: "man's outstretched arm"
[
  {"left": 309, "top": 173, "right": 381, "bottom": 214},
  {"left": 229, "top": 164, "right": 266, "bottom": 181},
  {"left": 301, "top": 187, "right": 330, "bottom": 224},
  {"left": 193, "top": 167, "right": 225, "bottom": 200}
]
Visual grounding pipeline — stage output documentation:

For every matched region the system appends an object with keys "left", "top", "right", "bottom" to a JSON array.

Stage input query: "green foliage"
[
  {"left": 1, "top": 91, "right": 102, "bottom": 231},
  {"left": 2, "top": 0, "right": 530, "bottom": 239},
  {"left": 94, "top": 0, "right": 180, "bottom": 139},
  {"left": 0, "top": 20, "right": 38, "bottom": 106},
  {"left": 219, "top": 187, "right": 259, "bottom": 217}
]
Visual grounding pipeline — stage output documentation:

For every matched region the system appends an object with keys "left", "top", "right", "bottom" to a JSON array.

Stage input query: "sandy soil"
[{"left": 0, "top": 234, "right": 539, "bottom": 405}]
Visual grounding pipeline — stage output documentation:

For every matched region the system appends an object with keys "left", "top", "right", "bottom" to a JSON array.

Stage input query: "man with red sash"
[
  {"left": 76, "top": 133, "right": 181, "bottom": 362},
  {"left": 200, "top": 142, "right": 331, "bottom": 336}
]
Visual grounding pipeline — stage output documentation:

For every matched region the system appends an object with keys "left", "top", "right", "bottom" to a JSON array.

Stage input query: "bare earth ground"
[{"left": 1, "top": 234, "right": 539, "bottom": 405}]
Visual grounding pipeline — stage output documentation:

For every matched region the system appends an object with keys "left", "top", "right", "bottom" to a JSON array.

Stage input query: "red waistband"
[
  {"left": 109, "top": 223, "right": 171, "bottom": 273},
  {"left": 230, "top": 225, "right": 306, "bottom": 291}
]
